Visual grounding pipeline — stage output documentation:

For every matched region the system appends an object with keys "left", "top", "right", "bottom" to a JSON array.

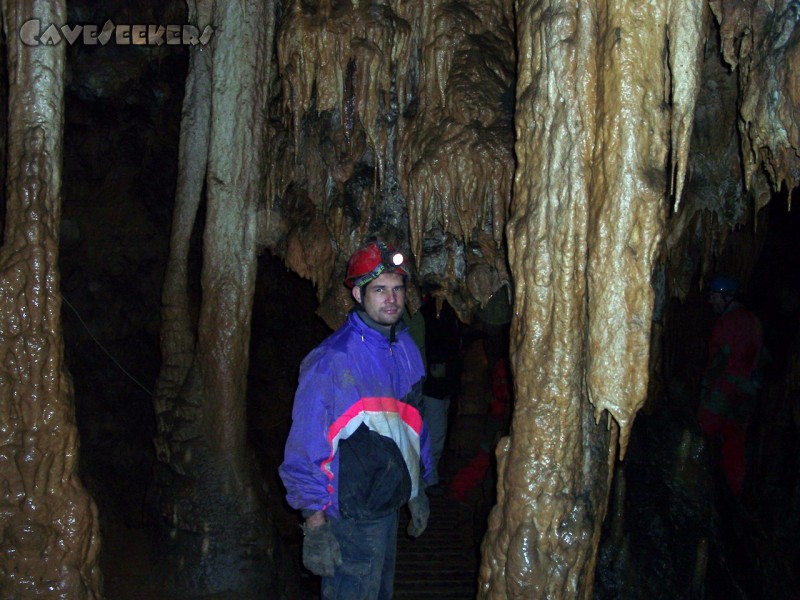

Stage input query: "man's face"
[
  {"left": 709, "top": 291, "right": 729, "bottom": 315},
  {"left": 353, "top": 272, "right": 406, "bottom": 326}
]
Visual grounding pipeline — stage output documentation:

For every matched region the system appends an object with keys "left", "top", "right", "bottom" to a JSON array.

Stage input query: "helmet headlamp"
[
  {"left": 708, "top": 275, "right": 739, "bottom": 294},
  {"left": 383, "top": 245, "right": 405, "bottom": 268}
]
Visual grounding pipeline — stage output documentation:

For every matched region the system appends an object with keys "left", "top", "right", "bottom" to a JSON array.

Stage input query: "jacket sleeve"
[
  {"left": 416, "top": 387, "right": 434, "bottom": 484},
  {"left": 402, "top": 340, "right": 433, "bottom": 486},
  {"left": 279, "top": 348, "right": 338, "bottom": 514}
]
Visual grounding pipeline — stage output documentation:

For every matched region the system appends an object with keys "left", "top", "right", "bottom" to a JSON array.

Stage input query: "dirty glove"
[
  {"left": 301, "top": 520, "right": 342, "bottom": 576},
  {"left": 407, "top": 486, "right": 430, "bottom": 538}
]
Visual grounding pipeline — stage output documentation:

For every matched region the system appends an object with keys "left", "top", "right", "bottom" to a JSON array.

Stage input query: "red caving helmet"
[{"left": 345, "top": 241, "right": 410, "bottom": 288}]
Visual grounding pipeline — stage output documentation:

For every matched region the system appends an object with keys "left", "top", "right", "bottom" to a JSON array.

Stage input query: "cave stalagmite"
[{"left": 0, "top": 0, "right": 799, "bottom": 598}]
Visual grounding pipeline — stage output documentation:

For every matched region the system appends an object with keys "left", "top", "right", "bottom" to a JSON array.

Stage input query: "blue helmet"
[{"left": 708, "top": 275, "right": 739, "bottom": 293}]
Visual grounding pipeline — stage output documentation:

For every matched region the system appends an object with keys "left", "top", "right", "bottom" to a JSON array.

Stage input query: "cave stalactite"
[
  {"left": 664, "top": 0, "right": 800, "bottom": 302},
  {"left": 0, "top": 1, "right": 101, "bottom": 597},
  {"left": 710, "top": 0, "right": 800, "bottom": 206}
]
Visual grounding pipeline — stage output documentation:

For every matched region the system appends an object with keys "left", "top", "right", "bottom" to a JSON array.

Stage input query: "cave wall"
[{"left": 0, "top": 0, "right": 799, "bottom": 598}]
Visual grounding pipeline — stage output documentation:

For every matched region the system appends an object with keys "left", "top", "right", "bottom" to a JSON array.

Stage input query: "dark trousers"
[
  {"left": 422, "top": 394, "right": 450, "bottom": 486},
  {"left": 322, "top": 511, "right": 399, "bottom": 600}
]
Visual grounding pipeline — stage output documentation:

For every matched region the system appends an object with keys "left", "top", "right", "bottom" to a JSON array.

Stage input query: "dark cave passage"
[
  {"left": 591, "top": 192, "right": 800, "bottom": 600},
  {"left": 73, "top": 249, "right": 492, "bottom": 599},
  {"left": 63, "top": 218, "right": 800, "bottom": 598}
]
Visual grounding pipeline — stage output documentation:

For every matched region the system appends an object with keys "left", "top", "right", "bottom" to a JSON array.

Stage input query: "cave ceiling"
[
  {"left": 29, "top": 0, "right": 797, "bottom": 328},
  {"left": 258, "top": 0, "right": 799, "bottom": 328},
  {"left": 258, "top": 0, "right": 516, "bottom": 326}
]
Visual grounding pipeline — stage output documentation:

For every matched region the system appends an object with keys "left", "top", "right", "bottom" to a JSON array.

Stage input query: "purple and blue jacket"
[{"left": 280, "top": 310, "right": 432, "bottom": 520}]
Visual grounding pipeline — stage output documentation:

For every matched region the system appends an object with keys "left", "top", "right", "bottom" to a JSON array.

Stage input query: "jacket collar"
[{"left": 350, "top": 308, "right": 407, "bottom": 344}]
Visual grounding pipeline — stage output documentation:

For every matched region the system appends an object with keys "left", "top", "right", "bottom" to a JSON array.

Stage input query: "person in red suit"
[
  {"left": 697, "top": 275, "right": 764, "bottom": 497},
  {"left": 448, "top": 355, "right": 510, "bottom": 502}
]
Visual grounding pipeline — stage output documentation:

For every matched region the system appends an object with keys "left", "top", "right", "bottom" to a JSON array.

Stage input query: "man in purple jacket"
[{"left": 279, "top": 240, "right": 432, "bottom": 600}]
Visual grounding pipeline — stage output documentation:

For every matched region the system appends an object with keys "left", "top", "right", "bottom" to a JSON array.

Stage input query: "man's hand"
[
  {"left": 301, "top": 514, "right": 342, "bottom": 577},
  {"left": 407, "top": 488, "right": 430, "bottom": 538}
]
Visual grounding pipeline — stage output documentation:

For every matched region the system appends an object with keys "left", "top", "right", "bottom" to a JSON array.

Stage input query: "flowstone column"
[
  {"left": 151, "top": 1, "right": 283, "bottom": 596},
  {"left": 479, "top": 1, "right": 705, "bottom": 597},
  {"left": 0, "top": 1, "right": 101, "bottom": 597}
]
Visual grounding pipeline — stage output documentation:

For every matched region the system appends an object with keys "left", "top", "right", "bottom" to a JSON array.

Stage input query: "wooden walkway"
[{"left": 395, "top": 493, "right": 480, "bottom": 599}]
